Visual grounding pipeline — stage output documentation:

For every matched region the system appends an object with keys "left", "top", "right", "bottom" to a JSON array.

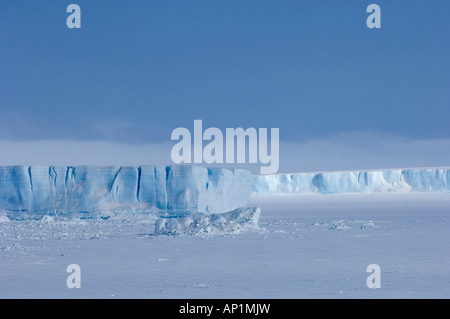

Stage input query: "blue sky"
[
  {"left": 1, "top": 0, "right": 449, "bottom": 143},
  {"left": 0, "top": 1, "right": 449, "bottom": 172}
]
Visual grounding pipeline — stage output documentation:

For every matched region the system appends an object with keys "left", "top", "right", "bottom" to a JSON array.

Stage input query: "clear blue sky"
[{"left": 1, "top": 0, "right": 449, "bottom": 143}]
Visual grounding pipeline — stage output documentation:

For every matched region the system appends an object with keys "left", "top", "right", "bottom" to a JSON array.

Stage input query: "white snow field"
[{"left": 1, "top": 191, "right": 449, "bottom": 298}]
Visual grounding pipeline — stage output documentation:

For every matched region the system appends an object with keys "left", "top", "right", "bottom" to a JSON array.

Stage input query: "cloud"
[
  {"left": 0, "top": 140, "right": 173, "bottom": 166},
  {"left": 279, "top": 131, "right": 450, "bottom": 173},
  {"left": 0, "top": 131, "right": 449, "bottom": 173}
]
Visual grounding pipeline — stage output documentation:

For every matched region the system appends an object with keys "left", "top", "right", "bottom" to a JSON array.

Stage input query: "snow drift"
[
  {"left": 252, "top": 167, "right": 450, "bottom": 195},
  {"left": 0, "top": 165, "right": 252, "bottom": 219}
]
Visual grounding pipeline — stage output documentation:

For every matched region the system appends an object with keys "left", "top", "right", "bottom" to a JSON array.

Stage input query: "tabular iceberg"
[
  {"left": 252, "top": 167, "right": 450, "bottom": 195},
  {"left": 0, "top": 165, "right": 252, "bottom": 220}
]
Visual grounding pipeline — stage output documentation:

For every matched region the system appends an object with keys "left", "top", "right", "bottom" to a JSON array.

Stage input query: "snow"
[
  {"left": 0, "top": 165, "right": 252, "bottom": 219},
  {"left": 1, "top": 165, "right": 449, "bottom": 298},
  {"left": 0, "top": 192, "right": 449, "bottom": 298},
  {"left": 252, "top": 167, "right": 450, "bottom": 195}
]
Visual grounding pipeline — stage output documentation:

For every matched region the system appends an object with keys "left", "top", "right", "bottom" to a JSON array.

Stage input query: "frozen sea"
[{"left": 1, "top": 192, "right": 449, "bottom": 298}]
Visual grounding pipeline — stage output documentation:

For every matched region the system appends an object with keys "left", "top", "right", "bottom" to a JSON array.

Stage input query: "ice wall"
[
  {"left": 252, "top": 168, "right": 450, "bottom": 195},
  {"left": 0, "top": 165, "right": 252, "bottom": 219}
]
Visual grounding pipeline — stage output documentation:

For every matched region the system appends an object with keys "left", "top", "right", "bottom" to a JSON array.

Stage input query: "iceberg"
[
  {"left": 252, "top": 167, "right": 450, "bottom": 195},
  {"left": 0, "top": 165, "right": 252, "bottom": 220},
  {"left": 3, "top": 164, "right": 448, "bottom": 221}
]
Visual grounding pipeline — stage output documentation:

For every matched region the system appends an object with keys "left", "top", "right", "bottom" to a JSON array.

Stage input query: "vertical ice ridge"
[
  {"left": 64, "top": 166, "right": 69, "bottom": 213},
  {"left": 50, "top": 166, "right": 57, "bottom": 188},
  {"left": 28, "top": 166, "right": 33, "bottom": 192},
  {"left": 153, "top": 165, "right": 158, "bottom": 207},
  {"left": 109, "top": 167, "right": 122, "bottom": 193},
  {"left": 165, "top": 166, "right": 170, "bottom": 210},
  {"left": 49, "top": 166, "right": 57, "bottom": 214},
  {"left": 136, "top": 166, "right": 141, "bottom": 202},
  {"left": 64, "top": 167, "right": 69, "bottom": 189}
]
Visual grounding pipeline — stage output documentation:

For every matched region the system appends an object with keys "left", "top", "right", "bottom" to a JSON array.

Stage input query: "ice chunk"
[
  {"left": 253, "top": 167, "right": 450, "bottom": 195},
  {"left": 154, "top": 206, "right": 261, "bottom": 236},
  {"left": 0, "top": 213, "right": 10, "bottom": 223},
  {"left": 0, "top": 165, "right": 252, "bottom": 220}
]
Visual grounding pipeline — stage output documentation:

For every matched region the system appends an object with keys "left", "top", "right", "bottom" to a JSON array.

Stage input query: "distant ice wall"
[
  {"left": 252, "top": 168, "right": 450, "bottom": 195},
  {"left": 0, "top": 165, "right": 252, "bottom": 219}
]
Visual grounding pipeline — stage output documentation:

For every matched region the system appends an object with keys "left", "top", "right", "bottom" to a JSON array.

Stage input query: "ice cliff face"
[
  {"left": 0, "top": 165, "right": 252, "bottom": 219},
  {"left": 2, "top": 165, "right": 449, "bottom": 220},
  {"left": 252, "top": 168, "right": 450, "bottom": 195}
]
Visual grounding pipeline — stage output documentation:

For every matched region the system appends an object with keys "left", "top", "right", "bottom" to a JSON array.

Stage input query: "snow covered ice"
[
  {"left": 0, "top": 165, "right": 252, "bottom": 219},
  {"left": 252, "top": 167, "right": 450, "bottom": 195},
  {"left": 1, "top": 191, "right": 449, "bottom": 298},
  {"left": 1, "top": 166, "right": 450, "bottom": 298},
  {"left": 154, "top": 207, "right": 261, "bottom": 236}
]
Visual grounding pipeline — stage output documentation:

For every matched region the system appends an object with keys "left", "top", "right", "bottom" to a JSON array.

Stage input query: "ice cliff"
[
  {"left": 2, "top": 165, "right": 449, "bottom": 221},
  {"left": 0, "top": 165, "right": 252, "bottom": 219},
  {"left": 252, "top": 167, "right": 450, "bottom": 195}
]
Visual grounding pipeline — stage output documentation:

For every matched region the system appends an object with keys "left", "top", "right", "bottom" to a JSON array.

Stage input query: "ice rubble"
[
  {"left": 0, "top": 165, "right": 252, "bottom": 220},
  {"left": 252, "top": 167, "right": 450, "bottom": 195},
  {"left": 0, "top": 213, "right": 10, "bottom": 223},
  {"left": 154, "top": 207, "right": 261, "bottom": 236}
]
